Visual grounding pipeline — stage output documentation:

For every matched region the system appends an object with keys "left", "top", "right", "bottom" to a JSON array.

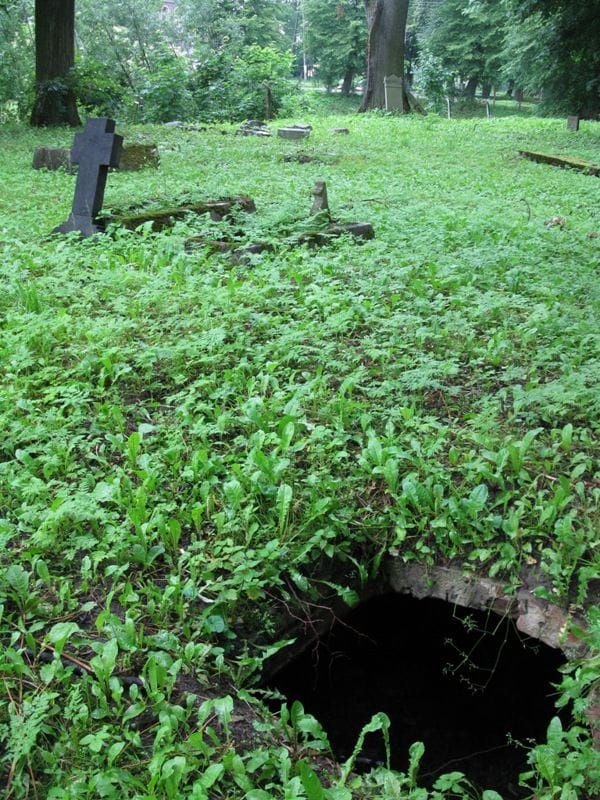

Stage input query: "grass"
[{"left": 0, "top": 103, "right": 599, "bottom": 799}]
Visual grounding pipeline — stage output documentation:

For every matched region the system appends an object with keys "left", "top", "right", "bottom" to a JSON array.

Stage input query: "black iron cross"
[{"left": 54, "top": 118, "right": 123, "bottom": 237}]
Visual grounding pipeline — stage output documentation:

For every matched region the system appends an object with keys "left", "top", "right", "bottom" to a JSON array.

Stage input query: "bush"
[
  {"left": 230, "top": 45, "right": 295, "bottom": 120},
  {"left": 187, "top": 45, "right": 297, "bottom": 123},
  {"left": 73, "top": 59, "right": 130, "bottom": 117},
  {"left": 138, "top": 54, "right": 196, "bottom": 123},
  {"left": 413, "top": 50, "right": 456, "bottom": 112}
]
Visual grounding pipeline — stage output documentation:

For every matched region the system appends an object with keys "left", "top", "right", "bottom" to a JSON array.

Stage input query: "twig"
[{"left": 420, "top": 741, "right": 511, "bottom": 779}]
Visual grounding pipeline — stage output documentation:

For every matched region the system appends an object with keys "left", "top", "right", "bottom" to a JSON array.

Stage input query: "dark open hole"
[{"left": 269, "top": 593, "right": 569, "bottom": 797}]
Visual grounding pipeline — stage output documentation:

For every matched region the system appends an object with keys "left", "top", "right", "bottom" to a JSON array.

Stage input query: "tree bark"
[
  {"left": 360, "top": 0, "right": 410, "bottom": 112},
  {"left": 30, "top": 0, "right": 81, "bottom": 126},
  {"left": 341, "top": 68, "right": 355, "bottom": 96},
  {"left": 464, "top": 77, "right": 478, "bottom": 97}
]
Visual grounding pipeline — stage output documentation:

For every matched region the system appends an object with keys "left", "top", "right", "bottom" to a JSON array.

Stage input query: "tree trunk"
[
  {"left": 360, "top": 0, "right": 410, "bottom": 112},
  {"left": 464, "top": 77, "right": 478, "bottom": 97},
  {"left": 481, "top": 82, "right": 491, "bottom": 99},
  {"left": 30, "top": 0, "right": 81, "bottom": 126},
  {"left": 341, "top": 68, "right": 354, "bottom": 96}
]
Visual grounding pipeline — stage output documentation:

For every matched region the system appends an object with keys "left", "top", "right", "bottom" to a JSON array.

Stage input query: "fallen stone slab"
[
  {"left": 519, "top": 150, "right": 600, "bottom": 176},
  {"left": 107, "top": 195, "right": 256, "bottom": 231},
  {"left": 184, "top": 222, "right": 373, "bottom": 261},
  {"left": 278, "top": 127, "right": 310, "bottom": 140},
  {"left": 184, "top": 237, "right": 274, "bottom": 263},
  {"left": 32, "top": 147, "right": 73, "bottom": 172},
  {"left": 331, "top": 127, "right": 350, "bottom": 135},
  {"left": 291, "top": 221, "right": 374, "bottom": 247},
  {"left": 237, "top": 120, "right": 272, "bottom": 137},
  {"left": 240, "top": 129, "right": 272, "bottom": 137}
]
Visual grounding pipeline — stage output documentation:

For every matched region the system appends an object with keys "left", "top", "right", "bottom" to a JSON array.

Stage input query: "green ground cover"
[{"left": 0, "top": 106, "right": 599, "bottom": 799}]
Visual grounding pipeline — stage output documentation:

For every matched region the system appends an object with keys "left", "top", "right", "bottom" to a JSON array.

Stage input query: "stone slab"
[
  {"left": 520, "top": 149, "right": 600, "bottom": 176},
  {"left": 32, "top": 147, "right": 73, "bottom": 172},
  {"left": 118, "top": 143, "right": 160, "bottom": 171},
  {"left": 384, "top": 74, "right": 404, "bottom": 111},
  {"left": 278, "top": 127, "right": 310, "bottom": 140}
]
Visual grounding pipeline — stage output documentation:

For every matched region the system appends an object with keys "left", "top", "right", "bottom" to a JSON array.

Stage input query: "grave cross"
[{"left": 54, "top": 118, "right": 123, "bottom": 237}]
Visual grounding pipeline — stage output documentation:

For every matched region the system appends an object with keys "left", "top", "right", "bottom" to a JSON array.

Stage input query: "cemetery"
[{"left": 1, "top": 2, "right": 600, "bottom": 799}]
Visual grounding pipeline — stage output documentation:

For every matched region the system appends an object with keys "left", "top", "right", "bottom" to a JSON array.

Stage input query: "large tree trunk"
[
  {"left": 360, "top": 0, "right": 410, "bottom": 112},
  {"left": 30, "top": 0, "right": 81, "bottom": 126},
  {"left": 464, "top": 77, "right": 478, "bottom": 97},
  {"left": 341, "top": 68, "right": 355, "bottom": 96}
]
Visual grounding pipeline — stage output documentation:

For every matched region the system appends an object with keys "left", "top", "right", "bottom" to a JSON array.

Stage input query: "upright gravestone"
[
  {"left": 384, "top": 75, "right": 404, "bottom": 112},
  {"left": 567, "top": 115, "right": 580, "bottom": 132},
  {"left": 54, "top": 118, "right": 123, "bottom": 237},
  {"left": 310, "top": 181, "right": 330, "bottom": 217}
]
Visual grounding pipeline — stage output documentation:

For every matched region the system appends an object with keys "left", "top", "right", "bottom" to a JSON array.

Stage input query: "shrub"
[
  {"left": 73, "top": 59, "right": 130, "bottom": 117},
  {"left": 138, "top": 54, "right": 196, "bottom": 123}
]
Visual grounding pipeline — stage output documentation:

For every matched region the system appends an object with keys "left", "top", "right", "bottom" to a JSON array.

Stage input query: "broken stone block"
[
  {"left": 278, "top": 127, "right": 310, "bottom": 140},
  {"left": 118, "top": 143, "right": 160, "bottom": 171},
  {"left": 310, "top": 180, "right": 330, "bottom": 216},
  {"left": 237, "top": 120, "right": 272, "bottom": 137},
  {"left": 32, "top": 147, "right": 73, "bottom": 172},
  {"left": 331, "top": 127, "right": 350, "bottom": 135},
  {"left": 110, "top": 195, "right": 256, "bottom": 231},
  {"left": 292, "top": 222, "right": 374, "bottom": 248}
]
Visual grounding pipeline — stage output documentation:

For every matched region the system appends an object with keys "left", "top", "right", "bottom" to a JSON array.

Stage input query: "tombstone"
[
  {"left": 567, "top": 115, "right": 580, "bottom": 131},
  {"left": 32, "top": 147, "right": 73, "bottom": 172},
  {"left": 118, "top": 143, "right": 160, "bottom": 171},
  {"left": 278, "top": 127, "right": 310, "bottom": 140},
  {"left": 310, "top": 181, "right": 330, "bottom": 217},
  {"left": 384, "top": 74, "right": 404, "bottom": 112},
  {"left": 238, "top": 119, "right": 272, "bottom": 137},
  {"left": 53, "top": 118, "right": 123, "bottom": 237},
  {"left": 331, "top": 127, "right": 350, "bottom": 135}
]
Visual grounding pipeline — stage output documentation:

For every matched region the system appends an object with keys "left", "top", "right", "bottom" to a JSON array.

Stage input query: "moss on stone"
[{"left": 118, "top": 144, "right": 160, "bottom": 171}]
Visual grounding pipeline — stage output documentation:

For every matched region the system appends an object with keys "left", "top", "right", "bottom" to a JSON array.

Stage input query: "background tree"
[
  {"left": 424, "top": 0, "right": 508, "bottom": 98},
  {"left": 31, "top": 0, "right": 81, "bottom": 125},
  {"left": 0, "top": 0, "right": 33, "bottom": 120},
  {"left": 507, "top": 0, "right": 600, "bottom": 116},
  {"left": 360, "top": 0, "right": 410, "bottom": 111},
  {"left": 304, "top": 0, "right": 365, "bottom": 94}
]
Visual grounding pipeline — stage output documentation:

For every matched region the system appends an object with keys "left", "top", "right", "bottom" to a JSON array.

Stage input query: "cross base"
[{"left": 53, "top": 214, "right": 106, "bottom": 237}]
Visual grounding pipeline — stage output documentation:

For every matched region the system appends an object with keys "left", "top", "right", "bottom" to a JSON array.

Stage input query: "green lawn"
[{"left": 0, "top": 109, "right": 599, "bottom": 799}]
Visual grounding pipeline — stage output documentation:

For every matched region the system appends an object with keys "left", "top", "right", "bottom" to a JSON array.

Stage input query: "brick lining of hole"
[{"left": 385, "top": 561, "right": 598, "bottom": 742}]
